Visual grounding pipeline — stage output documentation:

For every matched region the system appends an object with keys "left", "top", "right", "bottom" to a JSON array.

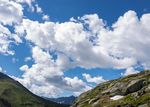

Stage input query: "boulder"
[
  {"left": 125, "top": 79, "right": 146, "bottom": 95},
  {"left": 138, "top": 104, "right": 149, "bottom": 107}
]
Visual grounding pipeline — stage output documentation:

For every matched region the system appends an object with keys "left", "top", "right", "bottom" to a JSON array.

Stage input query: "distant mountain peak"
[{"left": 46, "top": 95, "right": 76, "bottom": 105}]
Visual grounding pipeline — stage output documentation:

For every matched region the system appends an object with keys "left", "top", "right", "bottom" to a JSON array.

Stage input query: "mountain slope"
[
  {"left": 71, "top": 70, "right": 150, "bottom": 107},
  {"left": 0, "top": 72, "right": 68, "bottom": 107},
  {"left": 47, "top": 96, "right": 76, "bottom": 105}
]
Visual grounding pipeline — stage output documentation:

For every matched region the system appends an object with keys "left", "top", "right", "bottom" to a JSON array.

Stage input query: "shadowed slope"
[{"left": 0, "top": 72, "right": 69, "bottom": 107}]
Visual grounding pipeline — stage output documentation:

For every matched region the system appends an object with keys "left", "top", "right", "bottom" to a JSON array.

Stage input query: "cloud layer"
[
  {"left": 82, "top": 73, "right": 106, "bottom": 84},
  {"left": 0, "top": 0, "right": 150, "bottom": 98},
  {"left": 15, "top": 10, "right": 150, "bottom": 97}
]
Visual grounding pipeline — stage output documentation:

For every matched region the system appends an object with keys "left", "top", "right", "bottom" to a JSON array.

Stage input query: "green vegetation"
[
  {"left": 72, "top": 70, "right": 150, "bottom": 107},
  {"left": 0, "top": 72, "right": 69, "bottom": 107}
]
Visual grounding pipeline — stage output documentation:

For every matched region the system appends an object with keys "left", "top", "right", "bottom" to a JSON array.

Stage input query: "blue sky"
[
  {"left": 36, "top": 0, "right": 149, "bottom": 22},
  {"left": 0, "top": 0, "right": 150, "bottom": 97}
]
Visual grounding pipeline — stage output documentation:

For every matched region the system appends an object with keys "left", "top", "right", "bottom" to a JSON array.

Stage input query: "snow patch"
[{"left": 110, "top": 95, "right": 124, "bottom": 100}]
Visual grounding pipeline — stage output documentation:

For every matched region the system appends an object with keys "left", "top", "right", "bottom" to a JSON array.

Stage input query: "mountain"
[
  {"left": 47, "top": 96, "right": 76, "bottom": 105},
  {"left": 71, "top": 70, "right": 150, "bottom": 107},
  {"left": 0, "top": 72, "right": 69, "bottom": 107}
]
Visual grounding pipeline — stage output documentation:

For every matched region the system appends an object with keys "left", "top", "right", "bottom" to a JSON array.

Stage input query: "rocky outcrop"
[
  {"left": 125, "top": 79, "right": 146, "bottom": 95},
  {"left": 71, "top": 70, "right": 150, "bottom": 107}
]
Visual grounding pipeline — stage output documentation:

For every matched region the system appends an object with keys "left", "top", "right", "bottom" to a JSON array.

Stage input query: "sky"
[{"left": 0, "top": 0, "right": 150, "bottom": 98}]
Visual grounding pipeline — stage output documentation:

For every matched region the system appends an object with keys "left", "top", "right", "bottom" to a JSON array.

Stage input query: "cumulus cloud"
[
  {"left": 12, "top": 10, "right": 150, "bottom": 97},
  {"left": 0, "top": 24, "right": 22, "bottom": 55},
  {"left": 42, "top": 15, "right": 49, "bottom": 21},
  {"left": 121, "top": 67, "right": 140, "bottom": 76},
  {"left": 35, "top": 4, "right": 42, "bottom": 13},
  {"left": 13, "top": 0, "right": 35, "bottom": 7},
  {"left": 0, "top": 0, "right": 31, "bottom": 55},
  {"left": 1, "top": 7, "right": 150, "bottom": 97},
  {"left": 99, "top": 11, "right": 150, "bottom": 69},
  {"left": 15, "top": 19, "right": 55, "bottom": 49},
  {"left": 82, "top": 73, "right": 106, "bottom": 84},
  {"left": 0, "top": 0, "right": 23, "bottom": 25},
  {"left": 16, "top": 13, "right": 140, "bottom": 69},
  {"left": 0, "top": 67, "right": 6, "bottom": 73},
  {"left": 64, "top": 77, "right": 85, "bottom": 91},
  {"left": 20, "top": 65, "right": 29, "bottom": 72},
  {"left": 24, "top": 57, "right": 32, "bottom": 62},
  {"left": 15, "top": 46, "right": 89, "bottom": 97}
]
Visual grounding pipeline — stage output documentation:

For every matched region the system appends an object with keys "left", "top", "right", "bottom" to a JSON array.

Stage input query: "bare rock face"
[
  {"left": 125, "top": 79, "right": 146, "bottom": 95},
  {"left": 138, "top": 103, "right": 150, "bottom": 107},
  {"left": 71, "top": 70, "right": 150, "bottom": 107}
]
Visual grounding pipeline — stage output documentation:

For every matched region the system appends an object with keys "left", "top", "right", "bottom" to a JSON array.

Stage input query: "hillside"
[
  {"left": 71, "top": 70, "right": 150, "bottom": 107},
  {"left": 0, "top": 72, "right": 68, "bottom": 107}
]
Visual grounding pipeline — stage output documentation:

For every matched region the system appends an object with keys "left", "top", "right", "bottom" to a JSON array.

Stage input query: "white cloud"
[
  {"left": 20, "top": 65, "right": 29, "bottom": 72},
  {"left": 0, "top": 67, "right": 6, "bottom": 73},
  {"left": 81, "top": 14, "right": 105, "bottom": 34},
  {"left": 13, "top": 0, "right": 43, "bottom": 13},
  {"left": 17, "top": 16, "right": 137, "bottom": 69},
  {"left": 7, "top": 3, "right": 148, "bottom": 71},
  {"left": 17, "top": 19, "right": 55, "bottom": 49},
  {"left": 35, "top": 4, "right": 42, "bottom": 13},
  {"left": 13, "top": 0, "right": 35, "bottom": 7},
  {"left": 0, "top": 25, "right": 13, "bottom": 55},
  {"left": 121, "top": 67, "right": 140, "bottom": 76},
  {"left": 29, "top": 84, "right": 60, "bottom": 98},
  {"left": 99, "top": 11, "right": 150, "bottom": 69},
  {"left": 0, "top": 0, "right": 23, "bottom": 25},
  {"left": 16, "top": 46, "right": 88, "bottom": 97},
  {"left": 0, "top": 67, "right": 2, "bottom": 72},
  {"left": 11, "top": 10, "right": 150, "bottom": 97},
  {"left": 0, "top": 24, "right": 22, "bottom": 55},
  {"left": 82, "top": 73, "right": 106, "bottom": 84},
  {"left": 42, "top": 15, "right": 49, "bottom": 21},
  {"left": 0, "top": 0, "right": 27, "bottom": 55},
  {"left": 24, "top": 57, "right": 32, "bottom": 62},
  {"left": 64, "top": 77, "right": 85, "bottom": 91}
]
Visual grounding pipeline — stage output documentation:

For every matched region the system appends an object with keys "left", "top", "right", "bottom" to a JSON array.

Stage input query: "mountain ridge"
[
  {"left": 0, "top": 72, "right": 69, "bottom": 107},
  {"left": 46, "top": 95, "right": 76, "bottom": 105}
]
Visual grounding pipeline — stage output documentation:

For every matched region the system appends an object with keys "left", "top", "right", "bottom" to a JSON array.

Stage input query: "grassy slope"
[
  {"left": 72, "top": 70, "right": 150, "bottom": 107},
  {"left": 0, "top": 72, "right": 69, "bottom": 107}
]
